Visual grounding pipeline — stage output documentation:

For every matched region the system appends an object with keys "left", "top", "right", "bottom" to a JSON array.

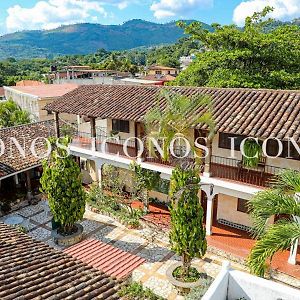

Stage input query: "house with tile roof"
[
  {"left": 44, "top": 84, "right": 300, "bottom": 265},
  {"left": 148, "top": 65, "right": 178, "bottom": 76},
  {"left": 0, "top": 121, "right": 55, "bottom": 204},
  {"left": 4, "top": 84, "right": 78, "bottom": 122},
  {"left": 0, "top": 223, "right": 122, "bottom": 299}
]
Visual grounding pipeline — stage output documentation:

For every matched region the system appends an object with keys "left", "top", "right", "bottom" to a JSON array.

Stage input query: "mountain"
[{"left": 0, "top": 19, "right": 213, "bottom": 60}]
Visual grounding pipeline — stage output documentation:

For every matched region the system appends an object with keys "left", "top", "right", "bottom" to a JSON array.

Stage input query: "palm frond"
[
  {"left": 248, "top": 190, "right": 300, "bottom": 237},
  {"left": 271, "top": 169, "right": 300, "bottom": 193},
  {"left": 248, "top": 220, "right": 300, "bottom": 277}
]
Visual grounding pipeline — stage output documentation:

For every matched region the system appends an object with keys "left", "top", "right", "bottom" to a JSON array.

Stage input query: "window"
[
  {"left": 112, "top": 119, "right": 130, "bottom": 133},
  {"left": 218, "top": 133, "right": 245, "bottom": 150},
  {"left": 155, "top": 70, "right": 162, "bottom": 75},
  {"left": 265, "top": 139, "right": 300, "bottom": 160},
  {"left": 237, "top": 198, "right": 249, "bottom": 213}
]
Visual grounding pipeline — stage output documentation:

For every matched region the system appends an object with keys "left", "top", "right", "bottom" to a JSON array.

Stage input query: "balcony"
[
  {"left": 71, "top": 131, "right": 137, "bottom": 157},
  {"left": 210, "top": 156, "right": 286, "bottom": 187},
  {"left": 70, "top": 132, "right": 287, "bottom": 187}
]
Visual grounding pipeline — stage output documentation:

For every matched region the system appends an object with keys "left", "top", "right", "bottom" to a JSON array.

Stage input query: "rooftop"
[
  {"left": 143, "top": 74, "right": 176, "bottom": 81},
  {"left": 16, "top": 80, "right": 45, "bottom": 87},
  {"left": 149, "top": 65, "right": 178, "bottom": 70},
  {"left": 0, "top": 223, "right": 122, "bottom": 300},
  {"left": 45, "top": 85, "right": 300, "bottom": 142},
  {"left": 0, "top": 121, "right": 55, "bottom": 179},
  {"left": 5, "top": 83, "right": 78, "bottom": 98}
]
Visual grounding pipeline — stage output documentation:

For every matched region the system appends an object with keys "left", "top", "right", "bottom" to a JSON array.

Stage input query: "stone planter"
[
  {"left": 53, "top": 223, "right": 83, "bottom": 247},
  {"left": 166, "top": 261, "right": 207, "bottom": 295}
]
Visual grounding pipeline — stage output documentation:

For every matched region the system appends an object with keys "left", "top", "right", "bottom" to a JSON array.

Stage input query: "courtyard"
[{"left": 1, "top": 200, "right": 299, "bottom": 299}]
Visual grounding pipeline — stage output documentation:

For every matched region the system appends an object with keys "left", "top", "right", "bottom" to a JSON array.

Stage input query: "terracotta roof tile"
[
  {"left": 45, "top": 85, "right": 300, "bottom": 142},
  {"left": 0, "top": 223, "right": 122, "bottom": 300},
  {"left": 64, "top": 239, "right": 146, "bottom": 279},
  {"left": 0, "top": 121, "right": 55, "bottom": 178}
]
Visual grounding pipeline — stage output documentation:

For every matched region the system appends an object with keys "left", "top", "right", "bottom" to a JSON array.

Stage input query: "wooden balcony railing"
[
  {"left": 210, "top": 155, "right": 286, "bottom": 187},
  {"left": 71, "top": 134, "right": 287, "bottom": 187},
  {"left": 71, "top": 131, "right": 136, "bottom": 157}
]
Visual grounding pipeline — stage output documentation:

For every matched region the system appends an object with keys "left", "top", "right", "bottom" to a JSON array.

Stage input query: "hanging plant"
[{"left": 243, "top": 139, "right": 262, "bottom": 168}]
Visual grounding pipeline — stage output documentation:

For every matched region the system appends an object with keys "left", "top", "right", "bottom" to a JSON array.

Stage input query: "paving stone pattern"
[{"left": 1, "top": 202, "right": 299, "bottom": 299}]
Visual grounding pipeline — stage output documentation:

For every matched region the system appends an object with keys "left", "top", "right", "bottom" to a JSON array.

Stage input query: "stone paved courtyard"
[{"left": 1, "top": 201, "right": 299, "bottom": 299}]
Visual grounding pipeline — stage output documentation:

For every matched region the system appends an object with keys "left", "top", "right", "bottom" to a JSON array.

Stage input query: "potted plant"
[
  {"left": 40, "top": 137, "right": 86, "bottom": 246},
  {"left": 166, "top": 166, "right": 207, "bottom": 294},
  {"left": 242, "top": 139, "right": 263, "bottom": 168}
]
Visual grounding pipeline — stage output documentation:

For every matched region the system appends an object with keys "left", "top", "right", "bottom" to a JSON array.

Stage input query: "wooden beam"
[
  {"left": 54, "top": 112, "right": 60, "bottom": 138},
  {"left": 25, "top": 170, "right": 32, "bottom": 201},
  {"left": 134, "top": 122, "right": 138, "bottom": 156}
]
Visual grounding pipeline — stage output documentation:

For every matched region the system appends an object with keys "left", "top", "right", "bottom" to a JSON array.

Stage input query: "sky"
[{"left": 0, "top": 0, "right": 299, "bottom": 35}]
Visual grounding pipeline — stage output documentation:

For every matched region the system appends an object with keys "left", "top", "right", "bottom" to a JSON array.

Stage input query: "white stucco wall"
[
  {"left": 203, "top": 262, "right": 300, "bottom": 300},
  {"left": 217, "top": 194, "right": 252, "bottom": 227}
]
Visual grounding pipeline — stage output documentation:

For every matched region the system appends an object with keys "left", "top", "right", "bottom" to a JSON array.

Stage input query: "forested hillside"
[{"left": 0, "top": 19, "right": 212, "bottom": 60}]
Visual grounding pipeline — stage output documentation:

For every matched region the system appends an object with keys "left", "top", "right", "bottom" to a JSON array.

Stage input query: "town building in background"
[
  {"left": 180, "top": 54, "right": 196, "bottom": 70},
  {"left": 49, "top": 65, "right": 132, "bottom": 85},
  {"left": 4, "top": 84, "right": 78, "bottom": 121}
]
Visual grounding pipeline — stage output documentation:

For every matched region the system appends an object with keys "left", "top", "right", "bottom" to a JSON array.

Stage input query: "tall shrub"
[
  {"left": 40, "top": 138, "right": 86, "bottom": 235},
  {"left": 130, "top": 162, "right": 160, "bottom": 211},
  {"left": 169, "top": 167, "right": 207, "bottom": 276}
]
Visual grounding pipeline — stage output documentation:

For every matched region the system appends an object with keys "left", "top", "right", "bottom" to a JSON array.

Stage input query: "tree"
[
  {"left": 0, "top": 99, "right": 31, "bottom": 128},
  {"left": 173, "top": 7, "right": 300, "bottom": 89},
  {"left": 248, "top": 170, "right": 300, "bottom": 277},
  {"left": 144, "top": 89, "right": 215, "bottom": 163},
  {"left": 40, "top": 138, "right": 86, "bottom": 235},
  {"left": 130, "top": 162, "right": 160, "bottom": 212},
  {"left": 169, "top": 166, "right": 207, "bottom": 277}
]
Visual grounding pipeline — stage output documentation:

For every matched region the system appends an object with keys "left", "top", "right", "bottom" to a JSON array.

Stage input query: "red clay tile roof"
[
  {"left": 0, "top": 121, "right": 55, "bottom": 178},
  {"left": 5, "top": 84, "right": 78, "bottom": 98},
  {"left": 45, "top": 85, "right": 300, "bottom": 142},
  {"left": 65, "top": 239, "right": 146, "bottom": 279},
  {"left": 0, "top": 87, "right": 4, "bottom": 96},
  {"left": 0, "top": 223, "right": 122, "bottom": 300}
]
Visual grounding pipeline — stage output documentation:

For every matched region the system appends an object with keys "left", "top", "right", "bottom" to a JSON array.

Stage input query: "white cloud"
[
  {"left": 233, "top": 0, "right": 300, "bottom": 26},
  {"left": 150, "top": 0, "right": 213, "bottom": 19},
  {"left": 5, "top": 0, "right": 133, "bottom": 32}
]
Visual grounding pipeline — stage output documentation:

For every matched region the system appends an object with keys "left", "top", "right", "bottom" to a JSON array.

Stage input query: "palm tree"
[
  {"left": 144, "top": 89, "right": 215, "bottom": 164},
  {"left": 248, "top": 170, "right": 300, "bottom": 277},
  {"left": 0, "top": 99, "right": 31, "bottom": 128}
]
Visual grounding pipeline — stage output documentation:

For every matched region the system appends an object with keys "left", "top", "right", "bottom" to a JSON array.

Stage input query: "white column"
[
  {"left": 95, "top": 161, "right": 103, "bottom": 188},
  {"left": 206, "top": 195, "right": 214, "bottom": 236},
  {"left": 77, "top": 115, "right": 81, "bottom": 126},
  {"left": 288, "top": 193, "right": 300, "bottom": 265}
]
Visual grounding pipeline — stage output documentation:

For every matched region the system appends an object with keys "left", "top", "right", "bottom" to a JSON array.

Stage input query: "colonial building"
[{"left": 45, "top": 84, "right": 300, "bottom": 265}]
